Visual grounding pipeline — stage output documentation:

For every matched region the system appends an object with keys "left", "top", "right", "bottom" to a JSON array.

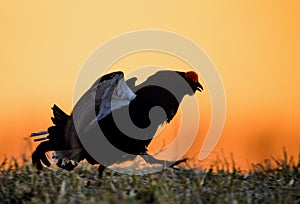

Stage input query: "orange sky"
[{"left": 0, "top": 1, "right": 300, "bottom": 170}]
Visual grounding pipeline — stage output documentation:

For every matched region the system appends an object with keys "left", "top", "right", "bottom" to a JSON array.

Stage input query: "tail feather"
[
  {"left": 33, "top": 137, "right": 49, "bottom": 142},
  {"left": 31, "top": 105, "right": 69, "bottom": 142},
  {"left": 32, "top": 104, "right": 86, "bottom": 171},
  {"left": 49, "top": 105, "right": 86, "bottom": 169},
  {"left": 51, "top": 104, "right": 69, "bottom": 126},
  {"left": 31, "top": 104, "right": 71, "bottom": 169},
  {"left": 47, "top": 104, "right": 69, "bottom": 141},
  {"left": 30, "top": 130, "right": 48, "bottom": 137},
  {"left": 30, "top": 131, "right": 49, "bottom": 142}
]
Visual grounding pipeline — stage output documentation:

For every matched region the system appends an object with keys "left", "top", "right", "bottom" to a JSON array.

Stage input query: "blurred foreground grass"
[{"left": 0, "top": 149, "right": 299, "bottom": 204}]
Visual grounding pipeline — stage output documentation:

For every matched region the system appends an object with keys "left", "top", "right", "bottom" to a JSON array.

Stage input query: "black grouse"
[{"left": 31, "top": 70, "right": 203, "bottom": 177}]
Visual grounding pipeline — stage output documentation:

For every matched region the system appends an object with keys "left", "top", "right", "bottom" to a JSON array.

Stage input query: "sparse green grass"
[{"left": 0, "top": 150, "right": 299, "bottom": 204}]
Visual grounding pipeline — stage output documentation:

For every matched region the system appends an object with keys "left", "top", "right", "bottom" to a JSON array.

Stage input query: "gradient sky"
[{"left": 1, "top": 1, "right": 299, "bottom": 170}]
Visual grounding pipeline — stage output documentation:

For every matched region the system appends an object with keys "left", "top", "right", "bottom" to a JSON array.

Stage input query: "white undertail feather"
[{"left": 52, "top": 149, "right": 83, "bottom": 166}]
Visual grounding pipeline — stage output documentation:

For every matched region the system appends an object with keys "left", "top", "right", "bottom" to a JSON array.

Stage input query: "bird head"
[{"left": 183, "top": 71, "right": 203, "bottom": 93}]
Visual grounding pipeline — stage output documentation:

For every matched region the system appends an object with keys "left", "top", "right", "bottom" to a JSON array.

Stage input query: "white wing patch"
[
  {"left": 111, "top": 78, "right": 136, "bottom": 113},
  {"left": 79, "top": 72, "right": 136, "bottom": 125},
  {"left": 94, "top": 74, "right": 136, "bottom": 122},
  {"left": 93, "top": 76, "right": 120, "bottom": 121}
]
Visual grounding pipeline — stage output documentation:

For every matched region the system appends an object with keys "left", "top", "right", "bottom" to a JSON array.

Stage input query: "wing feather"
[{"left": 52, "top": 71, "right": 136, "bottom": 166}]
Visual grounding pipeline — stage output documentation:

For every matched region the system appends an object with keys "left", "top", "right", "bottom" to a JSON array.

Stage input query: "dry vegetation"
[{"left": 0, "top": 149, "right": 299, "bottom": 204}]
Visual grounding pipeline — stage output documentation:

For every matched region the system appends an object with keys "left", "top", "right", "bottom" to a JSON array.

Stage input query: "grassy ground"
[{"left": 0, "top": 150, "right": 299, "bottom": 204}]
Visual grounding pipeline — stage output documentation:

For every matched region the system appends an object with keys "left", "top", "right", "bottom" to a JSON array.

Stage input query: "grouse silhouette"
[{"left": 31, "top": 70, "right": 203, "bottom": 177}]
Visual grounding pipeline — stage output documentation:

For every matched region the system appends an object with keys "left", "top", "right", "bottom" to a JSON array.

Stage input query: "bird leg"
[
  {"left": 141, "top": 154, "right": 187, "bottom": 168},
  {"left": 32, "top": 140, "right": 54, "bottom": 170},
  {"left": 98, "top": 164, "right": 106, "bottom": 179}
]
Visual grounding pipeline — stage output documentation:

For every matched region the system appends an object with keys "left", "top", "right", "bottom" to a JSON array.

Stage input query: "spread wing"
[
  {"left": 72, "top": 71, "right": 136, "bottom": 133},
  {"left": 53, "top": 71, "right": 136, "bottom": 166}
]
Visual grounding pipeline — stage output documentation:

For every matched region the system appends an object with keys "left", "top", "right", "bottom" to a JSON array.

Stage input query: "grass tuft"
[{"left": 0, "top": 149, "right": 299, "bottom": 203}]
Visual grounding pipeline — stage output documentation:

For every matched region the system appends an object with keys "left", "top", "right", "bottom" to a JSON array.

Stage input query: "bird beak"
[{"left": 196, "top": 82, "right": 203, "bottom": 92}]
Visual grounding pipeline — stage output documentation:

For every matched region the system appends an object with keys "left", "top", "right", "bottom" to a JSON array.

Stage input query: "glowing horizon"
[{"left": 1, "top": 1, "right": 300, "bottom": 170}]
